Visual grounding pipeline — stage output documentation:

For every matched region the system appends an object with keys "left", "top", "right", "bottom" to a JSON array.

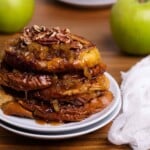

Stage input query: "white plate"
[
  {"left": 0, "top": 73, "right": 121, "bottom": 133},
  {"left": 0, "top": 99, "right": 121, "bottom": 139},
  {"left": 58, "top": 0, "right": 116, "bottom": 7}
]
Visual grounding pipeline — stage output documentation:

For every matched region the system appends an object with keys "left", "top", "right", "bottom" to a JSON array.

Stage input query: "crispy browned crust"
[
  {"left": 4, "top": 46, "right": 103, "bottom": 75},
  {"left": 32, "top": 74, "right": 110, "bottom": 100},
  {"left": 0, "top": 66, "right": 108, "bottom": 93},
  {"left": 2, "top": 101, "right": 33, "bottom": 118},
  {"left": 0, "top": 69, "right": 52, "bottom": 91},
  {"left": 1, "top": 91, "right": 113, "bottom": 122}
]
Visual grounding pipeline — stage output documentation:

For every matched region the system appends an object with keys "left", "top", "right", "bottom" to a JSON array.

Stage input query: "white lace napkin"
[{"left": 108, "top": 56, "right": 150, "bottom": 150}]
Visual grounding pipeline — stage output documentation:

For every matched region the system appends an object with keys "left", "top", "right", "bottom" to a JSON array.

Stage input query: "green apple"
[
  {"left": 110, "top": 0, "right": 150, "bottom": 55},
  {"left": 0, "top": 0, "right": 34, "bottom": 33}
]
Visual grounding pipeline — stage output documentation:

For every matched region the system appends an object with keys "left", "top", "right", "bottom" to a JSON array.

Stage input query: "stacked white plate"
[
  {"left": 0, "top": 73, "right": 121, "bottom": 139},
  {"left": 58, "top": 0, "right": 116, "bottom": 7}
]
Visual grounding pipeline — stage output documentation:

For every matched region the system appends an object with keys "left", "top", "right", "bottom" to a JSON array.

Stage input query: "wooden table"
[{"left": 0, "top": 0, "right": 142, "bottom": 149}]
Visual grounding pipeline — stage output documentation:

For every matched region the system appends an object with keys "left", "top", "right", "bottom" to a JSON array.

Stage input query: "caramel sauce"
[
  {"left": 35, "top": 119, "right": 63, "bottom": 126},
  {"left": 50, "top": 121, "right": 63, "bottom": 126},
  {"left": 35, "top": 119, "right": 46, "bottom": 125}
]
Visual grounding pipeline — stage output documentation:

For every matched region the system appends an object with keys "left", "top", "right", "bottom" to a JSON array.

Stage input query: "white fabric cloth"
[{"left": 108, "top": 56, "right": 150, "bottom": 150}]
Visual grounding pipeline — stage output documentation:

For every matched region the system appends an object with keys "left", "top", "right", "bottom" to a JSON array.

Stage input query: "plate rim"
[{"left": 58, "top": 0, "right": 116, "bottom": 7}]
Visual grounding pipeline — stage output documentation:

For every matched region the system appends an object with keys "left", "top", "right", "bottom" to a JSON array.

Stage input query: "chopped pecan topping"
[{"left": 19, "top": 25, "right": 84, "bottom": 50}]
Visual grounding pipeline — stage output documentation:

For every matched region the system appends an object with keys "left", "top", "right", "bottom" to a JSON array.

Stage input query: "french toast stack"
[{"left": 0, "top": 25, "right": 113, "bottom": 122}]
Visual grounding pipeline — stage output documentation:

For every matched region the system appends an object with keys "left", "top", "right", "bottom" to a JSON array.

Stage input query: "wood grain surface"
[{"left": 0, "top": 0, "right": 143, "bottom": 149}]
